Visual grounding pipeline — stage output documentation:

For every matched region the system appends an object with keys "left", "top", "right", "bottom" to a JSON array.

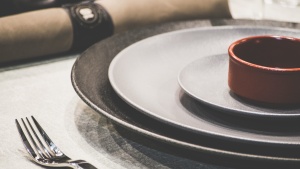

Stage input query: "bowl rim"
[{"left": 228, "top": 35, "right": 300, "bottom": 72}]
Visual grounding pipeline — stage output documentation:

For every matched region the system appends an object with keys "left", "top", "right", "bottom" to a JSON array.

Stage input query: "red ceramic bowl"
[{"left": 228, "top": 36, "right": 300, "bottom": 105}]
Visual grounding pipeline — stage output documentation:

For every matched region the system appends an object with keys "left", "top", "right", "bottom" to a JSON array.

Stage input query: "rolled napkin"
[
  {"left": 101, "top": 0, "right": 232, "bottom": 32},
  {"left": 0, "top": 0, "right": 231, "bottom": 63},
  {"left": 0, "top": 8, "right": 74, "bottom": 63}
]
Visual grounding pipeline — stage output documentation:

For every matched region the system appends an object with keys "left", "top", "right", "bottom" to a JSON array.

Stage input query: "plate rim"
[{"left": 72, "top": 59, "right": 300, "bottom": 163}]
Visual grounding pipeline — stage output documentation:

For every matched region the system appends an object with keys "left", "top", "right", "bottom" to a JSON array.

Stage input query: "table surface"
[
  {"left": 0, "top": 53, "right": 233, "bottom": 169},
  {"left": 1, "top": 2, "right": 300, "bottom": 169}
]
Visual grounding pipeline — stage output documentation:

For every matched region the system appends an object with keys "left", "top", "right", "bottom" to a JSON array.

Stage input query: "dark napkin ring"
[{"left": 63, "top": 1, "right": 114, "bottom": 51}]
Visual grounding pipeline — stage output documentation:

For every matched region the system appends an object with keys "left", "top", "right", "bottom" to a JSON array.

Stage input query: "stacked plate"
[{"left": 71, "top": 19, "right": 300, "bottom": 168}]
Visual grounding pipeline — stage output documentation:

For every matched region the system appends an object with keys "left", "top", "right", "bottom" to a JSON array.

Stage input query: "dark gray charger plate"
[{"left": 71, "top": 19, "right": 300, "bottom": 167}]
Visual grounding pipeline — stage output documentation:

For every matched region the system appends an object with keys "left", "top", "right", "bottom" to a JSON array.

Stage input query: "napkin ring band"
[{"left": 64, "top": 1, "right": 114, "bottom": 51}]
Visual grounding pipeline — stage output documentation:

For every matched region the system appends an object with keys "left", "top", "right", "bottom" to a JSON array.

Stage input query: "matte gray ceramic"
[
  {"left": 109, "top": 26, "right": 300, "bottom": 147},
  {"left": 72, "top": 20, "right": 300, "bottom": 166}
]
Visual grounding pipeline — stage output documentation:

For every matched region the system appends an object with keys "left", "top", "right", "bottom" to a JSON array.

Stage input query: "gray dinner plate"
[
  {"left": 72, "top": 19, "right": 300, "bottom": 167},
  {"left": 108, "top": 26, "right": 300, "bottom": 148},
  {"left": 178, "top": 54, "right": 300, "bottom": 119}
]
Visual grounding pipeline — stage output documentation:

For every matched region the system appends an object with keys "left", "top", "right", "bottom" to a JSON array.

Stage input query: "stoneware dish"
[{"left": 228, "top": 36, "right": 300, "bottom": 105}]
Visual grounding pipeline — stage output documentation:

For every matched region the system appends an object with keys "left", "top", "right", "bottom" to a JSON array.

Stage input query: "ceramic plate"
[
  {"left": 178, "top": 54, "right": 300, "bottom": 119},
  {"left": 71, "top": 19, "right": 300, "bottom": 166},
  {"left": 108, "top": 26, "right": 300, "bottom": 147}
]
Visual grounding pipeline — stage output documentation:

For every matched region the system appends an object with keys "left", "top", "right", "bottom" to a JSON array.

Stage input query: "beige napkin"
[
  {"left": 0, "top": 8, "right": 73, "bottom": 63},
  {"left": 100, "top": 0, "right": 231, "bottom": 32},
  {"left": 0, "top": 0, "right": 231, "bottom": 63}
]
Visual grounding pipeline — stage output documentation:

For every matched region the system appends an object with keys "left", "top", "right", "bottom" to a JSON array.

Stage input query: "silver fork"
[{"left": 15, "top": 116, "right": 97, "bottom": 169}]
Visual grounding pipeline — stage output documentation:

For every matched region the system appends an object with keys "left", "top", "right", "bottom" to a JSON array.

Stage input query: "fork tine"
[
  {"left": 15, "top": 119, "right": 39, "bottom": 160},
  {"left": 21, "top": 118, "right": 48, "bottom": 159},
  {"left": 26, "top": 117, "right": 53, "bottom": 158},
  {"left": 31, "top": 116, "right": 64, "bottom": 156}
]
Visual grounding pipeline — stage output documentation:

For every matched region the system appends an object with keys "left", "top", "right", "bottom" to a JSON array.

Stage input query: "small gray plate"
[{"left": 178, "top": 54, "right": 300, "bottom": 119}]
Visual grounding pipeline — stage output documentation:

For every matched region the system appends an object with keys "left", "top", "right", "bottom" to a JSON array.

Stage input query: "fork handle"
[{"left": 70, "top": 160, "right": 98, "bottom": 169}]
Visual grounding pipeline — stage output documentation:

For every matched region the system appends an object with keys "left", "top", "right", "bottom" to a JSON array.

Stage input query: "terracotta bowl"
[{"left": 228, "top": 36, "right": 300, "bottom": 105}]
